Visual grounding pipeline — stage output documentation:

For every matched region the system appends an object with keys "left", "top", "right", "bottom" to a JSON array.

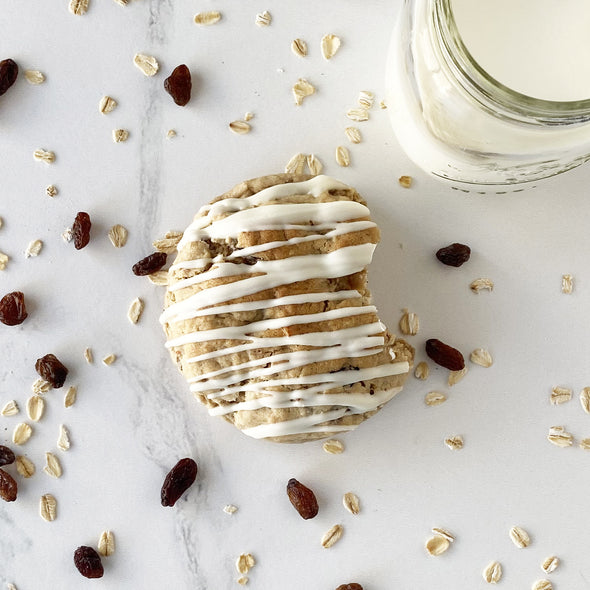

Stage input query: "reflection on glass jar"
[{"left": 387, "top": 0, "right": 590, "bottom": 192}]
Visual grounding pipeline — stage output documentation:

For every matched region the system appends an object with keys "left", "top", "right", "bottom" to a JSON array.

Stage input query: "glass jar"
[{"left": 386, "top": 0, "right": 590, "bottom": 192}]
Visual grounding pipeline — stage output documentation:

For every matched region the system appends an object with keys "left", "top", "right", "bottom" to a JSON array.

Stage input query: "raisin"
[
  {"left": 0, "top": 59, "right": 18, "bottom": 97},
  {"left": 436, "top": 243, "right": 471, "bottom": 267},
  {"left": 164, "top": 64, "right": 192, "bottom": 106},
  {"left": 0, "top": 468, "right": 18, "bottom": 502},
  {"left": 425, "top": 338, "right": 465, "bottom": 371},
  {"left": 286, "top": 478, "right": 319, "bottom": 520},
  {"left": 336, "top": 585, "right": 363, "bottom": 590},
  {"left": 0, "top": 445, "right": 15, "bottom": 467},
  {"left": 132, "top": 251, "right": 167, "bottom": 276},
  {"left": 35, "top": 353, "right": 69, "bottom": 388},
  {"left": 0, "top": 291, "right": 28, "bottom": 326},
  {"left": 161, "top": 457, "right": 198, "bottom": 507},
  {"left": 72, "top": 212, "right": 92, "bottom": 250},
  {"left": 74, "top": 546, "right": 104, "bottom": 579}
]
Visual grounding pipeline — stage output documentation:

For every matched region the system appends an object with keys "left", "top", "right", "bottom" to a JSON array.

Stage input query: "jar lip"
[{"left": 433, "top": 0, "right": 590, "bottom": 124}]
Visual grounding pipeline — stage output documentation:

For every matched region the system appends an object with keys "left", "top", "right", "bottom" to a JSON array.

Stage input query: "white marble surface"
[{"left": 2, "top": 1, "right": 590, "bottom": 589}]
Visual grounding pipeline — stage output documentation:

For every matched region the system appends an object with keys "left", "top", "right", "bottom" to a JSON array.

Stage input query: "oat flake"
[
  {"left": 532, "top": 580, "right": 552, "bottom": 590},
  {"left": 562, "top": 274, "right": 573, "bottom": 294},
  {"left": 482, "top": 561, "right": 502, "bottom": 584},
  {"left": 84, "top": 347, "right": 94, "bottom": 363},
  {"left": 40, "top": 494, "right": 57, "bottom": 521},
  {"left": 102, "top": 354, "right": 117, "bottom": 366},
  {"left": 335, "top": 146, "right": 350, "bottom": 167},
  {"left": 342, "top": 492, "right": 360, "bottom": 515},
  {"left": 166, "top": 129, "right": 177, "bottom": 139},
  {"left": 291, "top": 38, "right": 307, "bottom": 57},
  {"left": 133, "top": 53, "right": 159, "bottom": 76},
  {"left": 346, "top": 108, "right": 369, "bottom": 122},
  {"left": 13, "top": 423, "right": 32, "bottom": 445},
  {"left": 345, "top": 127, "right": 362, "bottom": 144},
  {"left": 398, "top": 175, "right": 413, "bottom": 188},
  {"left": 425, "top": 391, "right": 446, "bottom": 406},
  {"left": 547, "top": 425, "right": 574, "bottom": 447},
  {"left": 399, "top": 309, "right": 419, "bottom": 335},
  {"left": 15, "top": 455, "right": 35, "bottom": 478},
  {"left": 57, "top": 424, "right": 71, "bottom": 451},
  {"left": 444, "top": 435, "right": 464, "bottom": 450},
  {"left": 255, "top": 10, "right": 271, "bottom": 26},
  {"left": 432, "top": 528, "right": 454, "bottom": 542},
  {"left": 580, "top": 387, "right": 590, "bottom": 413},
  {"left": 236, "top": 553, "right": 255, "bottom": 575},
  {"left": 284, "top": 153, "right": 306, "bottom": 174},
  {"left": 541, "top": 555, "right": 559, "bottom": 574},
  {"left": 358, "top": 90, "right": 375, "bottom": 109},
  {"left": 229, "top": 120, "right": 251, "bottom": 135},
  {"left": 0, "top": 252, "right": 8, "bottom": 271},
  {"left": 153, "top": 231, "right": 182, "bottom": 253},
  {"left": 24, "top": 70, "right": 45, "bottom": 84},
  {"left": 33, "top": 149, "right": 55, "bottom": 164},
  {"left": 414, "top": 361, "right": 429, "bottom": 380},
  {"left": 306, "top": 154, "right": 323, "bottom": 176},
  {"left": 448, "top": 367, "right": 468, "bottom": 386},
  {"left": 292, "top": 78, "right": 315, "bottom": 106},
  {"left": 321, "top": 34, "right": 341, "bottom": 60},
  {"left": 25, "top": 239, "right": 43, "bottom": 258},
  {"left": 99, "top": 96, "right": 117, "bottom": 114},
  {"left": 223, "top": 504, "right": 238, "bottom": 514},
  {"left": 69, "top": 0, "right": 89, "bottom": 15},
  {"left": 321, "top": 524, "right": 343, "bottom": 548},
  {"left": 43, "top": 452, "right": 62, "bottom": 478},
  {"left": 32, "top": 378, "right": 52, "bottom": 394},
  {"left": 113, "top": 129, "right": 129, "bottom": 143},
  {"left": 323, "top": 439, "right": 344, "bottom": 454},
  {"left": 550, "top": 386, "right": 572, "bottom": 405},
  {"left": 98, "top": 530, "right": 116, "bottom": 556},
  {"left": 1, "top": 400, "right": 19, "bottom": 416},
  {"left": 108, "top": 224, "right": 128, "bottom": 248},
  {"left": 425, "top": 535, "right": 450, "bottom": 556},
  {"left": 26, "top": 395, "right": 45, "bottom": 422},
  {"left": 148, "top": 270, "right": 169, "bottom": 285},
  {"left": 579, "top": 438, "right": 590, "bottom": 450},
  {"left": 127, "top": 297, "right": 144, "bottom": 324},
  {"left": 194, "top": 11, "right": 222, "bottom": 25},
  {"left": 470, "top": 348, "right": 493, "bottom": 367},
  {"left": 46, "top": 185, "right": 58, "bottom": 197},
  {"left": 509, "top": 525, "right": 531, "bottom": 548},
  {"left": 470, "top": 278, "right": 494, "bottom": 293}
]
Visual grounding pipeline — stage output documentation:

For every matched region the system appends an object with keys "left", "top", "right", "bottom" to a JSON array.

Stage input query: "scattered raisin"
[
  {"left": 436, "top": 243, "right": 471, "bottom": 267},
  {"left": 72, "top": 212, "right": 92, "bottom": 250},
  {"left": 74, "top": 546, "right": 104, "bottom": 579},
  {"left": 132, "top": 251, "right": 167, "bottom": 276},
  {"left": 0, "top": 59, "right": 18, "bottom": 97},
  {"left": 0, "top": 468, "right": 18, "bottom": 502},
  {"left": 336, "top": 585, "right": 363, "bottom": 590},
  {"left": 0, "top": 446, "right": 15, "bottom": 467},
  {"left": 35, "top": 353, "right": 69, "bottom": 388},
  {"left": 161, "top": 457, "right": 198, "bottom": 507},
  {"left": 164, "top": 64, "right": 192, "bottom": 106},
  {"left": 0, "top": 291, "right": 28, "bottom": 326},
  {"left": 286, "top": 478, "right": 319, "bottom": 520},
  {"left": 425, "top": 338, "right": 465, "bottom": 371}
]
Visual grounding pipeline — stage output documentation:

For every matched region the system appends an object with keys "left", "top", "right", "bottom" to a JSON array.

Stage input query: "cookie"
[{"left": 161, "top": 173, "right": 414, "bottom": 443}]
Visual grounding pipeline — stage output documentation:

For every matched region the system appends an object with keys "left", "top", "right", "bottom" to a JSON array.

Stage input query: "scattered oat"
[
  {"left": 24, "top": 70, "right": 45, "bottom": 85},
  {"left": 112, "top": 0, "right": 128, "bottom": 6},
  {"left": 344, "top": 127, "right": 362, "bottom": 144},
  {"left": 148, "top": 270, "right": 169, "bottom": 285},
  {"left": 237, "top": 578, "right": 248, "bottom": 587},
  {"left": 306, "top": 154, "right": 323, "bottom": 176},
  {"left": 236, "top": 553, "right": 255, "bottom": 575},
  {"left": 550, "top": 386, "right": 572, "bottom": 405},
  {"left": 398, "top": 175, "right": 412, "bottom": 188},
  {"left": 321, "top": 524, "right": 343, "bottom": 548},
  {"left": 133, "top": 53, "right": 159, "bottom": 77},
  {"left": 580, "top": 438, "right": 590, "bottom": 450},
  {"left": 399, "top": 309, "right": 419, "bottom": 335},
  {"left": 13, "top": 423, "right": 32, "bottom": 445},
  {"left": 46, "top": 185, "right": 58, "bottom": 197},
  {"left": 470, "top": 348, "right": 493, "bottom": 367},
  {"left": 113, "top": 129, "right": 129, "bottom": 143},
  {"left": 342, "top": 492, "right": 360, "bottom": 515},
  {"left": 26, "top": 395, "right": 45, "bottom": 422},
  {"left": 61, "top": 228, "right": 73, "bottom": 243},
  {"left": 65, "top": 386, "right": 78, "bottom": 408},
  {"left": 0, "top": 252, "right": 8, "bottom": 270},
  {"left": 425, "top": 535, "right": 450, "bottom": 556},
  {"left": 547, "top": 425, "right": 574, "bottom": 447},
  {"left": 43, "top": 452, "right": 62, "bottom": 478},
  {"left": 255, "top": 10, "right": 271, "bottom": 27},
  {"left": 102, "top": 354, "right": 117, "bottom": 366},
  {"left": 284, "top": 153, "right": 306, "bottom": 174},
  {"left": 99, "top": 96, "right": 117, "bottom": 114},
  {"left": 562, "top": 274, "right": 573, "bottom": 294},
  {"left": 84, "top": 347, "right": 94, "bottom": 363},
  {"left": 57, "top": 424, "right": 71, "bottom": 451},
  {"left": 229, "top": 120, "right": 251, "bottom": 135},
  {"left": 432, "top": 528, "right": 454, "bottom": 542},
  {"left": 127, "top": 297, "right": 144, "bottom": 324},
  {"left": 448, "top": 367, "right": 468, "bottom": 386},
  {"left": 1, "top": 400, "right": 19, "bottom": 416},
  {"left": 223, "top": 504, "right": 238, "bottom": 514},
  {"left": 6, "top": 583, "right": 17, "bottom": 590},
  {"left": 509, "top": 525, "right": 531, "bottom": 548},
  {"left": 541, "top": 556, "right": 559, "bottom": 574},
  {"left": 166, "top": 129, "right": 177, "bottom": 139},
  {"left": 98, "top": 530, "right": 116, "bottom": 557},
  {"left": 580, "top": 387, "right": 590, "bottom": 414},
  {"left": 532, "top": 580, "right": 552, "bottom": 590},
  {"left": 108, "top": 224, "right": 128, "bottom": 248},
  {"left": 482, "top": 561, "right": 503, "bottom": 584},
  {"left": 32, "top": 378, "right": 52, "bottom": 394},
  {"left": 414, "top": 361, "right": 430, "bottom": 380},
  {"left": 470, "top": 278, "right": 494, "bottom": 293},
  {"left": 425, "top": 391, "right": 446, "bottom": 406},
  {"left": 321, "top": 34, "right": 341, "bottom": 60},
  {"left": 380, "top": 99, "right": 387, "bottom": 109},
  {"left": 357, "top": 90, "right": 374, "bottom": 109},
  {"left": 291, "top": 38, "right": 307, "bottom": 57},
  {"left": 33, "top": 149, "right": 55, "bottom": 164},
  {"left": 346, "top": 108, "right": 369, "bottom": 122},
  {"left": 335, "top": 146, "right": 350, "bottom": 167},
  {"left": 444, "top": 435, "right": 464, "bottom": 450},
  {"left": 194, "top": 11, "right": 222, "bottom": 25},
  {"left": 323, "top": 439, "right": 344, "bottom": 454},
  {"left": 39, "top": 494, "right": 57, "bottom": 522},
  {"left": 292, "top": 78, "right": 316, "bottom": 106},
  {"left": 244, "top": 112, "right": 254, "bottom": 122},
  {"left": 69, "top": 0, "right": 89, "bottom": 15},
  {"left": 16, "top": 455, "right": 35, "bottom": 478},
  {"left": 25, "top": 239, "right": 43, "bottom": 258}
]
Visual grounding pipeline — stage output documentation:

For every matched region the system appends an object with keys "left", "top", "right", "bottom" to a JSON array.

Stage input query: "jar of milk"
[{"left": 387, "top": 0, "right": 590, "bottom": 191}]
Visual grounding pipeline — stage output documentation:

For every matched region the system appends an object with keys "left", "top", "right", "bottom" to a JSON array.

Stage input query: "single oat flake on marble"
[
  {"left": 414, "top": 361, "right": 429, "bottom": 380},
  {"left": 448, "top": 367, "right": 468, "bottom": 386},
  {"left": 321, "top": 34, "right": 341, "bottom": 60},
  {"left": 237, "top": 578, "right": 248, "bottom": 587},
  {"left": 229, "top": 120, "right": 251, "bottom": 135},
  {"left": 108, "top": 224, "right": 128, "bottom": 248},
  {"left": 102, "top": 354, "right": 117, "bottom": 366},
  {"left": 46, "top": 185, "right": 58, "bottom": 197},
  {"left": 99, "top": 96, "right": 117, "bottom": 114},
  {"left": 133, "top": 53, "right": 159, "bottom": 76},
  {"left": 33, "top": 149, "right": 55, "bottom": 164},
  {"left": 223, "top": 504, "right": 238, "bottom": 514},
  {"left": 547, "top": 425, "right": 574, "bottom": 447},
  {"left": 509, "top": 525, "right": 531, "bottom": 548},
  {"left": 550, "top": 386, "right": 572, "bottom": 405},
  {"left": 532, "top": 580, "right": 552, "bottom": 590},
  {"left": 432, "top": 527, "right": 455, "bottom": 543},
  {"left": 32, "top": 378, "right": 52, "bottom": 394},
  {"left": 113, "top": 129, "right": 129, "bottom": 143},
  {"left": 57, "top": 424, "right": 71, "bottom": 451},
  {"left": 25, "top": 239, "right": 43, "bottom": 258},
  {"left": 64, "top": 386, "right": 77, "bottom": 408},
  {"left": 425, "top": 391, "right": 446, "bottom": 406},
  {"left": 98, "top": 530, "right": 116, "bottom": 557},
  {"left": 323, "top": 439, "right": 344, "bottom": 454},
  {"left": 482, "top": 561, "right": 503, "bottom": 584},
  {"left": 236, "top": 553, "right": 255, "bottom": 575},
  {"left": 13, "top": 423, "right": 32, "bottom": 445},
  {"left": 445, "top": 435, "right": 464, "bottom": 450},
  {"left": 335, "top": 146, "right": 350, "bottom": 167},
  {"left": 43, "top": 452, "right": 62, "bottom": 478},
  {"left": 321, "top": 524, "right": 343, "bottom": 548},
  {"left": 0, "top": 252, "right": 8, "bottom": 271},
  {"left": 292, "top": 78, "right": 315, "bottom": 106},
  {"left": 345, "top": 126, "right": 362, "bottom": 144},
  {"left": 579, "top": 387, "right": 590, "bottom": 413},
  {"left": 579, "top": 438, "right": 590, "bottom": 450},
  {"left": 399, "top": 175, "right": 413, "bottom": 188},
  {"left": 306, "top": 154, "right": 323, "bottom": 176},
  {"left": 284, "top": 153, "right": 306, "bottom": 174},
  {"left": 342, "top": 492, "right": 360, "bottom": 515},
  {"left": 358, "top": 90, "right": 375, "bottom": 110},
  {"left": 1, "top": 400, "right": 19, "bottom": 416},
  {"left": 26, "top": 395, "right": 45, "bottom": 422},
  {"left": 194, "top": 11, "right": 222, "bottom": 25},
  {"left": 470, "top": 278, "right": 494, "bottom": 293},
  {"left": 15, "top": 455, "right": 35, "bottom": 478},
  {"left": 24, "top": 70, "right": 45, "bottom": 84},
  {"left": 84, "top": 347, "right": 93, "bottom": 363},
  {"left": 291, "top": 38, "right": 307, "bottom": 57},
  {"left": 40, "top": 493, "right": 57, "bottom": 521},
  {"left": 255, "top": 10, "right": 271, "bottom": 26},
  {"left": 69, "top": 0, "right": 89, "bottom": 15},
  {"left": 127, "top": 297, "right": 144, "bottom": 324},
  {"left": 425, "top": 535, "right": 450, "bottom": 556},
  {"left": 470, "top": 348, "right": 493, "bottom": 368},
  {"left": 399, "top": 309, "right": 419, "bottom": 335},
  {"left": 541, "top": 555, "right": 559, "bottom": 574},
  {"left": 346, "top": 108, "right": 369, "bottom": 122},
  {"left": 562, "top": 274, "right": 574, "bottom": 294}
]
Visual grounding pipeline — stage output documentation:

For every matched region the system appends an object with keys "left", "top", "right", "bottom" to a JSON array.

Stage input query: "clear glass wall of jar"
[{"left": 387, "top": 0, "right": 590, "bottom": 192}]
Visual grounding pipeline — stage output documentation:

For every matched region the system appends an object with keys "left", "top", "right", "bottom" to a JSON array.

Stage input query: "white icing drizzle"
[{"left": 162, "top": 175, "right": 409, "bottom": 439}]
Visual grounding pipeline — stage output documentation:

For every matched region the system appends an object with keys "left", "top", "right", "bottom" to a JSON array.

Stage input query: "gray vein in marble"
[{"left": 0, "top": 508, "right": 32, "bottom": 564}]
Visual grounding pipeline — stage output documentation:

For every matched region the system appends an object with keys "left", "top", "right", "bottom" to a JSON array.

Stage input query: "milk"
[{"left": 450, "top": 0, "right": 590, "bottom": 102}]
